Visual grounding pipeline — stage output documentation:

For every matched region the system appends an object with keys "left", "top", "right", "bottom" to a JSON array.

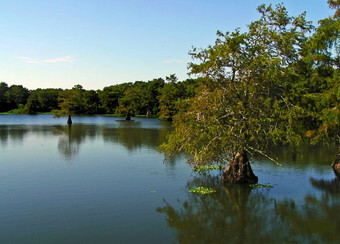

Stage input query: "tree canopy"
[
  {"left": 160, "top": 2, "right": 339, "bottom": 182},
  {"left": 53, "top": 85, "right": 89, "bottom": 124}
]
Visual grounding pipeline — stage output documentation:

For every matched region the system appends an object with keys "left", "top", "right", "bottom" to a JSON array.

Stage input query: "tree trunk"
[
  {"left": 331, "top": 146, "right": 340, "bottom": 179},
  {"left": 67, "top": 115, "right": 72, "bottom": 125},
  {"left": 222, "top": 150, "right": 258, "bottom": 184},
  {"left": 126, "top": 112, "right": 131, "bottom": 120}
]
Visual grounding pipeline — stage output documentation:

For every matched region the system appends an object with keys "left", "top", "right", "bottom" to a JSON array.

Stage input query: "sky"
[{"left": 0, "top": 0, "right": 334, "bottom": 90}]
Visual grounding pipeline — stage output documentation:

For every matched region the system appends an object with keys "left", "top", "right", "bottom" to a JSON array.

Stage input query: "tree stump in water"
[
  {"left": 222, "top": 150, "right": 258, "bottom": 184},
  {"left": 331, "top": 148, "right": 340, "bottom": 179},
  {"left": 67, "top": 115, "right": 72, "bottom": 125}
]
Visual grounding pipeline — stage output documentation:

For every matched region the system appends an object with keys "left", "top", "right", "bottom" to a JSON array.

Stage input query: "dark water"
[{"left": 0, "top": 115, "right": 339, "bottom": 244}]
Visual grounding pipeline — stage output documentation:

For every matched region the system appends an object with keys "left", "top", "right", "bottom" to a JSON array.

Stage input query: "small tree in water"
[
  {"left": 54, "top": 85, "right": 88, "bottom": 124},
  {"left": 160, "top": 4, "right": 314, "bottom": 183}
]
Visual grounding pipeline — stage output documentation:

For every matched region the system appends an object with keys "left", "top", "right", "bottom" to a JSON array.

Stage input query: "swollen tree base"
[
  {"left": 222, "top": 150, "right": 258, "bottom": 184},
  {"left": 331, "top": 148, "right": 340, "bottom": 178},
  {"left": 67, "top": 115, "right": 72, "bottom": 125}
]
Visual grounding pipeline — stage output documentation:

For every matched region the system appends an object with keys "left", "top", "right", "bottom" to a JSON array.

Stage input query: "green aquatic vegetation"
[
  {"left": 193, "top": 165, "right": 220, "bottom": 172},
  {"left": 249, "top": 183, "right": 273, "bottom": 189},
  {"left": 189, "top": 187, "right": 216, "bottom": 195}
]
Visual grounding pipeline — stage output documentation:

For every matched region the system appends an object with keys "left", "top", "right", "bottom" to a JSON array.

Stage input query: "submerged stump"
[{"left": 222, "top": 150, "right": 258, "bottom": 184}]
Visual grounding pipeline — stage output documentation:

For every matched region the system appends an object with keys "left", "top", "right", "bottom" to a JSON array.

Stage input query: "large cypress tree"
[{"left": 160, "top": 4, "right": 314, "bottom": 183}]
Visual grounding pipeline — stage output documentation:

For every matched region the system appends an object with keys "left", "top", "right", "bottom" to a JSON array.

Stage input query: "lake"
[{"left": 0, "top": 115, "right": 339, "bottom": 243}]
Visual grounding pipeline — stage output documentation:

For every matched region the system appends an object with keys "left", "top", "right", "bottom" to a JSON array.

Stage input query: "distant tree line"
[{"left": 0, "top": 75, "right": 202, "bottom": 120}]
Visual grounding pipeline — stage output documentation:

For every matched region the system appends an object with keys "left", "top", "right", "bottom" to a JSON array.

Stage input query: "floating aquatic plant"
[
  {"left": 189, "top": 187, "right": 216, "bottom": 194},
  {"left": 249, "top": 183, "right": 273, "bottom": 189},
  {"left": 193, "top": 165, "right": 220, "bottom": 172}
]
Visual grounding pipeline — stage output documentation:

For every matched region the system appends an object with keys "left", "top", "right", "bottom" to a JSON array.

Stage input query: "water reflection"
[
  {"left": 157, "top": 174, "right": 286, "bottom": 243},
  {"left": 102, "top": 127, "right": 170, "bottom": 151},
  {"left": 0, "top": 125, "right": 28, "bottom": 147},
  {"left": 0, "top": 119, "right": 171, "bottom": 158},
  {"left": 51, "top": 121, "right": 171, "bottom": 157},
  {"left": 0, "top": 116, "right": 338, "bottom": 242},
  {"left": 52, "top": 125, "right": 98, "bottom": 159},
  {"left": 276, "top": 176, "right": 340, "bottom": 243},
  {"left": 105, "top": 120, "right": 171, "bottom": 151},
  {"left": 310, "top": 176, "right": 340, "bottom": 195},
  {"left": 264, "top": 143, "right": 336, "bottom": 165},
  {"left": 0, "top": 126, "right": 9, "bottom": 147},
  {"left": 116, "top": 119, "right": 142, "bottom": 128},
  {"left": 157, "top": 173, "right": 340, "bottom": 244}
]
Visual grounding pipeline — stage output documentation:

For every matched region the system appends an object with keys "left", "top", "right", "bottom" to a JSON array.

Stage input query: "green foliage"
[
  {"left": 158, "top": 75, "right": 199, "bottom": 120},
  {"left": 249, "top": 183, "right": 273, "bottom": 189},
  {"left": 98, "top": 83, "right": 131, "bottom": 113},
  {"left": 99, "top": 78, "right": 166, "bottom": 117},
  {"left": 116, "top": 82, "right": 148, "bottom": 117},
  {"left": 144, "top": 78, "right": 165, "bottom": 116},
  {"left": 0, "top": 82, "right": 10, "bottom": 112},
  {"left": 301, "top": 5, "right": 340, "bottom": 145},
  {"left": 5, "top": 85, "right": 29, "bottom": 111},
  {"left": 158, "top": 81, "right": 182, "bottom": 120},
  {"left": 7, "top": 104, "right": 25, "bottom": 114},
  {"left": 328, "top": 0, "right": 340, "bottom": 19},
  {"left": 1, "top": 77, "right": 200, "bottom": 117},
  {"left": 189, "top": 186, "right": 216, "bottom": 195},
  {"left": 54, "top": 85, "right": 88, "bottom": 117},
  {"left": 24, "top": 88, "right": 61, "bottom": 114},
  {"left": 161, "top": 3, "right": 315, "bottom": 167},
  {"left": 193, "top": 165, "right": 220, "bottom": 172},
  {"left": 84, "top": 89, "right": 101, "bottom": 114}
]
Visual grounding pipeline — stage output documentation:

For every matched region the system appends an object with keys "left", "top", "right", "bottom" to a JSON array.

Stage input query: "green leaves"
[
  {"left": 193, "top": 165, "right": 220, "bottom": 172},
  {"left": 161, "top": 3, "right": 331, "bottom": 170},
  {"left": 54, "top": 85, "right": 88, "bottom": 118},
  {"left": 189, "top": 187, "right": 216, "bottom": 195},
  {"left": 249, "top": 183, "right": 273, "bottom": 189}
]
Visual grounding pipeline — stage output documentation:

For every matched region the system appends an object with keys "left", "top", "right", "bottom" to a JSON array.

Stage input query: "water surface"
[{"left": 0, "top": 115, "right": 338, "bottom": 243}]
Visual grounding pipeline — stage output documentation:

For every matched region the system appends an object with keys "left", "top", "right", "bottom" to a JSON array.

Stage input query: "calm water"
[{"left": 0, "top": 115, "right": 339, "bottom": 244}]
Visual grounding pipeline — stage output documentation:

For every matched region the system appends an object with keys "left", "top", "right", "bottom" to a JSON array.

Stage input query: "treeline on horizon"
[{"left": 0, "top": 74, "right": 202, "bottom": 120}]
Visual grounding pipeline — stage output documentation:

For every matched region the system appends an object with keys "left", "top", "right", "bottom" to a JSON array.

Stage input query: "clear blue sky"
[{"left": 0, "top": 0, "right": 334, "bottom": 90}]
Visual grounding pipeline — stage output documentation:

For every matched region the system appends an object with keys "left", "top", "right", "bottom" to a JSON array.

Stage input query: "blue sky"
[{"left": 1, "top": 0, "right": 334, "bottom": 90}]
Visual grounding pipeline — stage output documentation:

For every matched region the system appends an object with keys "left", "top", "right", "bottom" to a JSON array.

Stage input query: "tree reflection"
[
  {"left": 102, "top": 126, "right": 170, "bottom": 151},
  {"left": 53, "top": 124, "right": 97, "bottom": 159},
  {"left": 0, "top": 125, "right": 9, "bottom": 147},
  {"left": 157, "top": 172, "right": 340, "bottom": 243},
  {"left": 157, "top": 174, "right": 290, "bottom": 243},
  {"left": 52, "top": 121, "right": 171, "bottom": 158},
  {"left": 259, "top": 143, "right": 336, "bottom": 166},
  {"left": 310, "top": 177, "right": 340, "bottom": 195},
  {"left": 274, "top": 173, "right": 340, "bottom": 243},
  {"left": 0, "top": 125, "right": 28, "bottom": 147},
  {"left": 276, "top": 183, "right": 340, "bottom": 243}
]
